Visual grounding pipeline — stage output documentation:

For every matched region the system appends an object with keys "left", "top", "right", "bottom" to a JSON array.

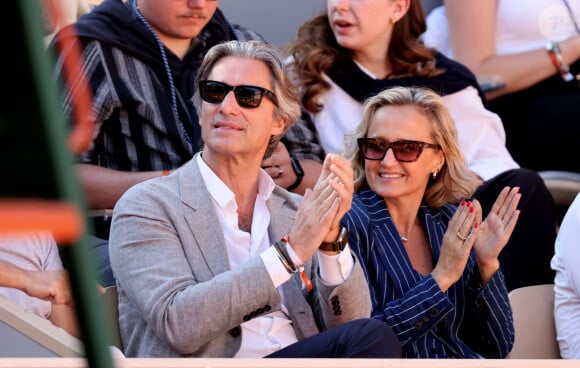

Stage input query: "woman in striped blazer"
[{"left": 341, "top": 86, "right": 519, "bottom": 358}]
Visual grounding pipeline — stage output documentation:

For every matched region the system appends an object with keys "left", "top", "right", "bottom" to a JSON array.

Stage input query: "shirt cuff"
[
  {"left": 318, "top": 244, "right": 354, "bottom": 285},
  {"left": 285, "top": 240, "right": 305, "bottom": 267},
  {"left": 261, "top": 247, "right": 292, "bottom": 288}
]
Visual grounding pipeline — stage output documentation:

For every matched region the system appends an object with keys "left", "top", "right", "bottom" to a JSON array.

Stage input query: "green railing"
[{"left": 0, "top": 1, "right": 116, "bottom": 367}]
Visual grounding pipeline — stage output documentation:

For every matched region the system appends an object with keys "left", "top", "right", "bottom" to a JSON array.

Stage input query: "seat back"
[
  {"left": 539, "top": 170, "right": 580, "bottom": 225},
  {"left": 101, "top": 286, "right": 123, "bottom": 352},
  {"left": 539, "top": 170, "right": 580, "bottom": 207},
  {"left": 0, "top": 295, "right": 84, "bottom": 357},
  {"left": 507, "top": 284, "right": 560, "bottom": 358}
]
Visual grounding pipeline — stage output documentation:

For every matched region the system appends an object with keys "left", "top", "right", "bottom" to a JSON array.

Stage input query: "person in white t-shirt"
[
  {"left": 0, "top": 232, "right": 79, "bottom": 338},
  {"left": 422, "top": 0, "right": 580, "bottom": 172},
  {"left": 552, "top": 193, "right": 580, "bottom": 358}
]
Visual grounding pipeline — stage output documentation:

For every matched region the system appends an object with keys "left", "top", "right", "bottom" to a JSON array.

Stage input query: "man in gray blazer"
[{"left": 109, "top": 40, "right": 400, "bottom": 358}]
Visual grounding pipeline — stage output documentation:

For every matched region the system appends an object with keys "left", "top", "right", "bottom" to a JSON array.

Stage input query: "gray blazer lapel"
[{"left": 179, "top": 154, "right": 231, "bottom": 276}]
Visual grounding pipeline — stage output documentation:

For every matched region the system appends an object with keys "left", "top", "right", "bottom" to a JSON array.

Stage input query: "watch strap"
[
  {"left": 319, "top": 227, "right": 348, "bottom": 252},
  {"left": 286, "top": 156, "right": 305, "bottom": 192}
]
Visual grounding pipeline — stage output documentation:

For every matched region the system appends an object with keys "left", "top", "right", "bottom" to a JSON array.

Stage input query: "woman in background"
[{"left": 422, "top": 0, "right": 580, "bottom": 172}]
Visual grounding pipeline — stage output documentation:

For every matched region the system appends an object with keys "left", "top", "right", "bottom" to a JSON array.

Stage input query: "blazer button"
[{"left": 229, "top": 326, "right": 241, "bottom": 337}]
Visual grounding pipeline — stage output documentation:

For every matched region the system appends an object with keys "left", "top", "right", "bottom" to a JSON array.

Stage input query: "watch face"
[{"left": 337, "top": 227, "right": 348, "bottom": 250}]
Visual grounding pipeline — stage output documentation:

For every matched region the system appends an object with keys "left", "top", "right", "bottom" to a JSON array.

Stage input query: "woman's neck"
[
  {"left": 385, "top": 198, "right": 422, "bottom": 241},
  {"left": 352, "top": 48, "right": 391, "bottom": 79}
]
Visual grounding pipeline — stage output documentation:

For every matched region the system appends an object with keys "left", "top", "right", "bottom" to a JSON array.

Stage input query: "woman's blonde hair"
[{"left": 344, "top": 86, "right": 479, "bottom": 207}]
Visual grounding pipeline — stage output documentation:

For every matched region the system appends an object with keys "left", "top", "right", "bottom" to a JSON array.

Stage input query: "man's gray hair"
[{"left": 193, "top": 40, "right": 301, "bottom": 157}]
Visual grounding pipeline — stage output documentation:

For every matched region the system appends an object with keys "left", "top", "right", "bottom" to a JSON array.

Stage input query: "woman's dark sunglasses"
[
  {"left": 357, "top": 138, "right": 441, "bottom": 162},
  {"left": 199, "top": 80, "right": 277, "bottom": 108}
]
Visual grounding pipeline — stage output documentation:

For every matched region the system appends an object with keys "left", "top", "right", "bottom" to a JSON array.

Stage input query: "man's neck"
[
  {"left": 237, "top": 207, "right": 254, "bottom": 233},
  {"left": 203, "top": 152, "right": 261, "bottom": 219},
  {"left": 157, "top": 34, "right": 193, "bottom": 60}
]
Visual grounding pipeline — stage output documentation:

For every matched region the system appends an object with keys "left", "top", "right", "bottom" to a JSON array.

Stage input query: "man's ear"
[{"left": 272, "top": 116, "right": 286, "bottom": 136}]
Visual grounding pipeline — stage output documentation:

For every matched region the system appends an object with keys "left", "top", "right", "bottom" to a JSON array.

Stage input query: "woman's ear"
[
  {"left": 435, "top": 149, "right": 445, "bottom": 173},
  {"left": 392, "top": 0, "right": 411, "bottom": 23}
]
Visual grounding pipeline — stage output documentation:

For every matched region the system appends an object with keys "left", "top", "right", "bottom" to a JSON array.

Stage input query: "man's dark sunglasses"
[
  {"left": 199, "top": 80, "right": 277, "bottom": 108},
  {"left": 357, "top": 138, "right": 441, "bottom": 163}
]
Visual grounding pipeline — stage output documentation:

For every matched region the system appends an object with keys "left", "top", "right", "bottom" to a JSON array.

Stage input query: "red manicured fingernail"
[
  {"left": 460, "top": 200, "right": 465, "bottom": 206},
  {"left": 469, "top": 207, "right": 474, "bottom": 213},
  {"left": 474, "top": 222, "right": 479, "bottom": 228},
  {"left": 466, "top": 201, "right": 472, "bottom": 207}
]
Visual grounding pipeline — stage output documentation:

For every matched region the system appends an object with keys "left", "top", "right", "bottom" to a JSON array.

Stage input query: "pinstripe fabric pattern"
[{"left": 341, "top": 186, "right": 514, "bottom": 358}]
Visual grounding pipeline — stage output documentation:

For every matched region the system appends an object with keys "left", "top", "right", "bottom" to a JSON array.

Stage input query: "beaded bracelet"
[
  {"left": 273, "top": 240, "right": 298, "bottom": 274},
  {"left": 546, "top": 41, "right": 574, "bottom": 82},
  {"left": 274, "top": 236, "right": 313, "bottom": 291}
]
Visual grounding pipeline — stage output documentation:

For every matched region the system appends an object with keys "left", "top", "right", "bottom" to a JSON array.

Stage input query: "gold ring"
[{"left": 457, "top": 231, "right": 469, "bottom": 241}]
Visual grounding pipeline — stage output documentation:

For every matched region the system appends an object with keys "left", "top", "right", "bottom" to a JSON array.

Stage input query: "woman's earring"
[{"left": 432, "top": 170, "right": 438, "bottom": 179}]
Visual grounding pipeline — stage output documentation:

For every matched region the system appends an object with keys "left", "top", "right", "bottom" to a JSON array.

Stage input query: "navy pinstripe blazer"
[{"left": 341, "top": 186, "right": 514, "bottom": 358}]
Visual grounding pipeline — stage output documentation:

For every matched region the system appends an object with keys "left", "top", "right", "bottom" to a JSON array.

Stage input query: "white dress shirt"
[{"left": 196, "top": 155, "right": 354, "bottom": 357}]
